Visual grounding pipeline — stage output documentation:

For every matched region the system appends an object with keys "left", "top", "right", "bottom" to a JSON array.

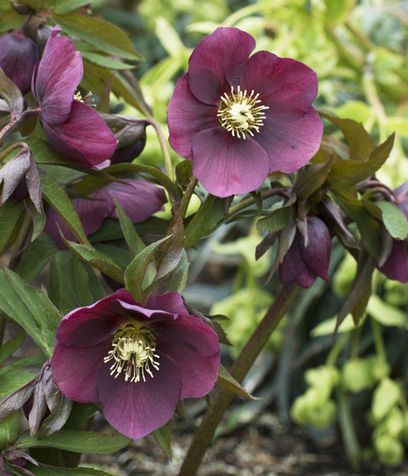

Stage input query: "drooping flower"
[
  {"left": 32, "top": 27, "right": 117, "bottom": 168},
  {"left": 44, "top": 179, "right": 166, "bottom": 247},
  {"left": 168, "top": 27, "right": 323, "bottom": 197},
  {"left": 279, "top": 217, "right": 331, "bottom": 288},
  {"left": 379, "top": 183, "right": 408, "bottom": 283},
  {"left": 50, "top": 290, "right": 220, "bottom": 439},
  {"left": 0, "top": 31, "right": 39, "bottom": 94}
]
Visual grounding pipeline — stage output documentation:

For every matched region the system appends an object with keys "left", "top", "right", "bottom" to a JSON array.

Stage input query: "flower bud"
[
  {"left": 279, "top": 217, "right": 331, "bottom": 288},
  {"left": 0, "top": 32, "right": 39, "bottom": 93},
  {"left": 374, "top": 433, "right": 404, "bottom": 466},
  {"left": 342, "top": 359, "right": 374, "bottom": 393}
]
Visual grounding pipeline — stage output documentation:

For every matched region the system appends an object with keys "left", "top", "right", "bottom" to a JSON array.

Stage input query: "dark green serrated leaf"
[
  {"left": 40, "top": 174, "right": 89, "bottom": 245},
  {"left": 0, "top": 369, "right": 36, "bottom": 400},
  {"left": 0, "top": 412, "right": 20, "bottom": 449},
  {"left": 322, "top": 113, "right": 374, "bottom": 161},
  {"left": 0, "top": 333, "right": 24, "bottom": 365},
  {"left": 50, "top": 0, "right": 91, "bottom": 14},
  {"left": 53, "top": 13, "right": 143, "bottom": 61},
  {"left": 185, "top": 195, "right": 227, "bottom": 247},
  {"left": 146, "top": 248, "right": 189, "bottom": 295},
  {"left": 114, "top": 201, "right": 145, "bottom": 256},
  {"left": 80, "top": 51, "right": 134, "bottom": 70},
  {"left": 63, "top": 240, "right": 125, "bottom": 284},
  {"left": 0, "top": 200, "right": 24, "bottom": 253},
  {"left": 153, "top": 423, "right": 172, "bottom": 458},
  {"left": 328, "top": 133, "right": 395, "bottom": 191},
  {"left": 257, "top": 206, "right": 293, "bottom": 234},
  {"left": 16, "top": 430, "right": 131, "bottom": 454},
  {"left": 124, "top": 235, "right": 172, "bottom": 301},
  {"left": 377, "top": 201, "right": 408, "bottom": 240},
  {"left": 294, "top": 158, "right": 333, "bottom": 199},
  {"left": 218, "top": 366, "right": 258, "bottom": 400},
  {"left": 0, "top": 269, "right": 61, "bottom": 356}
]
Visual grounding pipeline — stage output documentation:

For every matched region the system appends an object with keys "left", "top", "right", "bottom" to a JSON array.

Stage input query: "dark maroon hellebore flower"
[
  {"left": 45, "top": 179, "right": 166, "bottom": 247},
  {"left": 379, "top": 183, "right": 408, "bottom": 283},
  {"left": 168, "top": 27, "right": 323, "bottom": 198},
  {"left": 32, "top": 27, "right": 117, "bottom": 168},
  {"left": 51, "top": 290, "right": 220, "bottom": 439},
  {"left": 0, "top": 31, "right": 39, "bottom": 94},
  {"left": 279, "top": 217, "right": 331, "bottom": 288}
]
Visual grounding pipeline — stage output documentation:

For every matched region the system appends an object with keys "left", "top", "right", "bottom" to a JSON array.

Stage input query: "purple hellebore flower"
[
  {"left": 379, "top": 183, "right": 408, "bottom": 283},
  {"left": 32, "top": 27, "right": 117, "bottom": 168},
  {"left": 44, "top": 179, "right": 166, "bottom": 247},
  {"left": 0, "top": 31, "right": 39, "bottom": 94},
  {"left": 50, "top": 290, "right": 220, "bottom": 439},
  {"left": 279, "top": 217, "right": 331, "bottom": 288},
  {"left": 167, "top": 27, "right": 323, "bottom": 198}
]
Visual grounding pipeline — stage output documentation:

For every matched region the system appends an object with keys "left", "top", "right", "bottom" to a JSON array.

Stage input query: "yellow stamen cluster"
[
  {"left": 104, "top": 325, "right": 160, "bottom": 383},
  {"left": 217, "top": 86, "right": 269, "bottom": 139}
]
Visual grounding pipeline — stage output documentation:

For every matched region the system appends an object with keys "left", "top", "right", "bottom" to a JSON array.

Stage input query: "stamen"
[
  {"left": 217, "top": 86, "right": 269, "bottom": 139},
  {"left": 104, "top": 325, "right": 160, "bottom": 383}
]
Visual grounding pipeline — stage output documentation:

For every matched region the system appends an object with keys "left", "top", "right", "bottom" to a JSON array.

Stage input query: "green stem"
[
  {"left": 326, "top": 333, "right": 348, "bottom": 367},
  {"left": 147, "top": 118, "right": 175, "bottom": 182},
  {"left": 176, "top": 177, "right": 198, "bottom": 221},
  {"left": 228, "top": 187, "right": 289, "bottom": 217},
  {"left": 371, "top": 318, "right": 386, "bottom": 363},
  {"left": 178, "top": 283, "right": 300, "bottom": 476}
]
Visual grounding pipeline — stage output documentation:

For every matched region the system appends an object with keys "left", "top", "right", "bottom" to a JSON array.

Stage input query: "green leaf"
[
  {"left": 257, "top": 205, "right": 293, "bottom": 234},
  {"left": 80, "top": 51, "right": 134, "bottom": 70},
  {"left": 0, "top": 412, "right": 20, "bottom": 449},
  {"left": 28, "top": 137, "right": 68, "bottom": 166},
  {"left": 0, "top": 269, "right": 61, "bottom": 356},
  {"left": 218, "top": 366, "right": 258, "bottom": 400},
  {"left": 328, "top": 134, "right": 395, "bottom": 191},
  {"left": 0, "top": 10, "right": 23, "bottom": 32},
  {"left": 0, "top": 333, "right": 24, "bottom": 364},
  {"left": 50, "top": 0, "right": 92, "bottom": 14},
  {"left": 124, "top": 235, "right": 172, "bottom": 301},
  {"left": 0, "top": 200, "right": 24, "bottom": 253},
  {"left": 323, "top": 113, "right": 374, "bottom": 161},
  {"left": 15, "top": 234, "right": 58, "bottom": 282},
  {"left": 49, "top": 251, "right": 105, "bottom": 312},
  {"left": 0, "top": 67, "right": 23, "bottom": 119},
  {"left": 31, "top": 465, "right": 114, "bottom": 476},
  {"left": 0, "top": 369, "right": 36, "bottom": 400},
  {"left": 372, "top": 379, "right": 401, "bottom": 422},
  {"left": 114, "top": 201, "right": 145, "bottom": 256},
  {"left": 63, "top": 240, "right": 125, "bottom": 284},
  {"left": 376, "top": 201, "right": 408, "bottom": 240},
  {"left": 185, "top": 195, "right": 227, "bottom": 247},
  {"left": 153, "top": 423, "right": 172, "bottom": 458},
  {"left": 294, "top": 158, "right": 333, "bottom": 199},
  {"left": 311, "top": 314, "right": 361, "bottom": 337},
  {"left": 155, "top": 17, "right": 186, "bottom": 58},
  {"left": 16, "top": 430, "right": 131, "bottom": 454},
  {"left": 53, "top": 13, "right": 143, "bottom": 61},
  {"left": 40, "top": 174, "right": 89, "bottom": 245}
]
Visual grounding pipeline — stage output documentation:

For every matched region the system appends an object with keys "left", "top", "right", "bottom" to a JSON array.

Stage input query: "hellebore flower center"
[
  {"left": 104, "top": 324, "right": 160, "bottom": 383},
  {"left": 217, "top": 86, "right": 269, "bottom": 139}
]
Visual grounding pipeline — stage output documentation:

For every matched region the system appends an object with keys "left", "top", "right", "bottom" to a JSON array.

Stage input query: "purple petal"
[
  {"left": 227, "top": 51, "right": 318, "bottom": 119},
  {"left": 106, "top": 179, "right": 166, "bottom": 223},
  {"left": 167, "top": 74, "right": 217, "bottom": 158},
  {"left": 144, "top": 292, "right": 188, "bottom": 315},
  {"left": 43, "top": 100, "right": 117, "bottom": 168},
  {"left": 33, "top": 27, "right": 82, "bottom": 125},
  {"left": 97, "top": 351, "right": 181, "bottom": 439},
  {"left": 256, "top": 108, "right": 323, "bottom": 174},
  {"left": 192, "top": 127, "right": 269, "bottom": 197},
  {"left": 188, "top": 27, "right": 255, "bottom": 105},
  {"left": 299, "top": 217, "right": 331, "bottom": 280},
  {"left": 51, "top": 341, "right": 109, "bottom": 403},
  {"left": 155, "top": 315, "right": 220, "bottom": 398},
  {"left": 56, "top": 291, "right": 130, "bottom": 348},
  {"left": 0, "top": 32, "right": 39, "bottom": 94},
  {"left": 279, "top": 240, "right": 306, "bottom": 284},
  {"left": 380, "top": 241, "right": 408, "bottom": 283},
  {"left": 295, "top": 268, "right": 317, "bottom": 288}
]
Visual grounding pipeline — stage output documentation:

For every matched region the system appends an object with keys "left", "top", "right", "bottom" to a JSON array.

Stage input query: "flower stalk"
[{"left": 178, "top": 282, "right": 300, "bottom": 476}]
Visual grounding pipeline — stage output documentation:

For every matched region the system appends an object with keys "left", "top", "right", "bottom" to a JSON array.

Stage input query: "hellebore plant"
[
  {"left": 168, "top": 27, "right": 323, "bottom": 197},
  {"left": 32, "top": 27, "right": 117, "bottom": 168},
  {"left": 44, "top": 178, "right": 166, "bottom": 247},
  {"left": 51, "top": 290, "right": 220, "bottom": 439},
  {"left": 0, "top": 32, "right": 39, "bottom": 94}
]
